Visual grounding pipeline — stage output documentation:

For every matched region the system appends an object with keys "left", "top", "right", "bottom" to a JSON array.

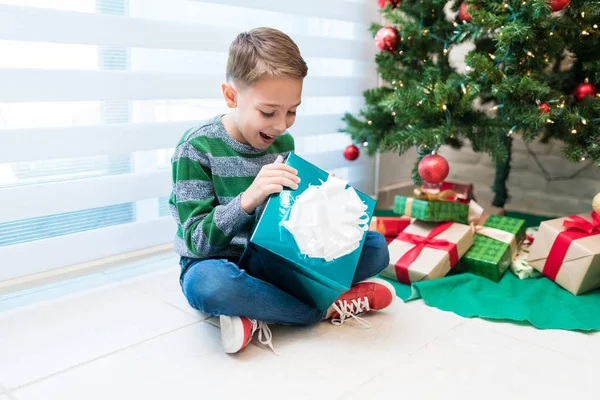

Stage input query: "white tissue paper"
[{"left": 281, "top": 176, "right": 370, "bottom": 262}]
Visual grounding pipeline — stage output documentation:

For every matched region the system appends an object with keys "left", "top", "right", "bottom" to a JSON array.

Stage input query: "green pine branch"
[{"left": 341, "top": 0, "right": 600, "bottom": 207}]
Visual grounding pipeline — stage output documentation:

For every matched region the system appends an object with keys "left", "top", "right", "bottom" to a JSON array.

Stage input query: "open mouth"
[{"left": 260, "top": 132, "right": 276, "bottom": 141}]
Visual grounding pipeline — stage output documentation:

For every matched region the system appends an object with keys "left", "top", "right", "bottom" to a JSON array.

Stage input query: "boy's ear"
[{"left": 221, "top": 82, "right": 237, "bottom": 108}]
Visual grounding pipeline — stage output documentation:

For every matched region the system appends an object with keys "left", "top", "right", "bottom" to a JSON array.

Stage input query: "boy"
[{"left": 170, "top": 27, "right": 395, "bottom": 354}]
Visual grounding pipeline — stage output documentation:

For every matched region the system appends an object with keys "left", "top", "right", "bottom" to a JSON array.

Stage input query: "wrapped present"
[
  {"left": 440, "top": 181, "right": 476, "bottom": 203},
  {"left": 369, "top": 216, "right": 411, "bottom": 244},
  {"left": 528, "top": 212, "right": 600, "bottom": 295},
  {"left": 510, "top": 227, "right": 543, "bottom": 280},
  {"left": 380, "top": 220, "right": 474, "bottom": 284},
  {"left": 239, "top": 152, "right": 376, "bottom": 310},
  {"left": 394, "top": 193, "right": 470, "bottom": 223},
  {"left": 457, "top": 212, "right": 527, "bottom": 282}
]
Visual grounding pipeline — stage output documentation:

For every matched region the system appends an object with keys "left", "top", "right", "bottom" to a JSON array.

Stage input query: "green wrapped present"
[
  {"left": 393, "top": 195, "right": 469, "bottom": 224},
  {"left": 457, "top": 215, "right": 527, "bottom": 282}
]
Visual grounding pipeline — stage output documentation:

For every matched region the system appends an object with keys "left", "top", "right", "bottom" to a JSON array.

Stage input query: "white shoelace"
[
  {"left": 330, "top": 296, "right": 372, "bottom": 328},
  {"left": 250, "top": 319, "right": 277, "bottom": 354}
]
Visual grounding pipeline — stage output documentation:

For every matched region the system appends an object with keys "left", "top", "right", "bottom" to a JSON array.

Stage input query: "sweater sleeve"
[{"left": 171, "top": 141, "right": 254, "bottom": 258}]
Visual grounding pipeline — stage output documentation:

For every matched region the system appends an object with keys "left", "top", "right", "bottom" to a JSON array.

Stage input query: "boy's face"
[{"left": 222, "top": 76, "right": 303, "bottom": 150}]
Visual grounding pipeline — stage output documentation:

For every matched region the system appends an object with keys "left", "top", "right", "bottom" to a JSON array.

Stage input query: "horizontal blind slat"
[
  {"left": 0, "top": 5, "right": 375, "bottom": 60},
  {"left": 0, "top": 170, "right": 172, "bottom": 223},
  {"left": 0, "top": 69, "right": 376, "bottom": 102},
  {"left": 192, "top": 0, "right": 378, "bottom": 23},
  {"left": 0, "top": 114, "right": 359, "bottom": 162},
  {"left": 0, "top": 217, "right": 175, "bottom": 281},
  {"left": 0, "top": 150, "right": 375, "bottom": 222}
]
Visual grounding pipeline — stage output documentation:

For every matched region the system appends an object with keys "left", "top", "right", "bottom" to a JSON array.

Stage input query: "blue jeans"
[{"left": 179, "top": 231, "right": 390, "bottom": 326}]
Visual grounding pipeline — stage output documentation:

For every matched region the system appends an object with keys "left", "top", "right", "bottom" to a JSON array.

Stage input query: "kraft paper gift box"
[
  {"left": 528, "top": 212, "right": 600, "bottom": 295},
  {"left": 380, "top": 220, "right": 474, "bottom": 284},
  {"left": 456, "top": 214, "right": 527, "bottom": 282},
  {"left": 239, "top": 152, "right": 376, "bottom": 310}
]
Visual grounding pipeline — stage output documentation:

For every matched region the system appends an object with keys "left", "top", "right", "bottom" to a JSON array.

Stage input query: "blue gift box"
[{"left": 238, "top": 152, "right": 376, "bottom": 311}]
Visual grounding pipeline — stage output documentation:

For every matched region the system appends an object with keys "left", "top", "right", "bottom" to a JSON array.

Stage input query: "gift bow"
[
  {"left": 282, "top": 175, "right": 369, "bottom": 262},
  {"left": 413, "top": 188, "right": 458, "bottom": 202},
  {"left": 543, "top": 211, "right": 600, "bottom": 281},
  {"left": 563, "top": 211, "right": 600, "bottom": 234},
  {"left": 468, "top": 200, "right": 518, "bottom": 258},
  {"left": 394, "top": 221, "right": 459, "bottom": 284},
  {"left": 399, "top": 232, "right": 451, "bottom": 247}
]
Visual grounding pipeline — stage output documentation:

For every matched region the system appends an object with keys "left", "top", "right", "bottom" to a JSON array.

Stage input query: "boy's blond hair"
[{"left": 226, "top": 27, "right": 308, "bottom": 86}]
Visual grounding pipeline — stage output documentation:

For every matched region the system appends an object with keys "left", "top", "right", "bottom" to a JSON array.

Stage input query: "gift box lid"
[
  {"left": 247, "top": 152, "right": 377, "bottom": 291},
  {"left": 393, "top": 195, "right": 470, "bottom": 223}
]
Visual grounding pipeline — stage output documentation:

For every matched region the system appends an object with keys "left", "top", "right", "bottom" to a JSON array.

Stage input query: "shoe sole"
[
  {"left": 220, "top": 315, "right": 245, "bottom": 354},
  {"left": 360, "top": 277, "right": 397, "bottom": 307}
]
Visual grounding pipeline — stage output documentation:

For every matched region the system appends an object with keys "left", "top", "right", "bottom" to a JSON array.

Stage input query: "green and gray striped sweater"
[{"left": 169, "top": 115, "right": 295, "bottom": 260}]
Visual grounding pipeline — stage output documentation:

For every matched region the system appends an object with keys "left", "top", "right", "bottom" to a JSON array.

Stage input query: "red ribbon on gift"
[
  {"left": 394, "top": 222, "right": 459, "bottom": 284},
  {"left": 543, "top": 211, "right": 600, "bottom": 281}
]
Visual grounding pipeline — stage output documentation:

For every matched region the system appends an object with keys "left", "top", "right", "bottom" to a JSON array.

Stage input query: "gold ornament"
[{"left": 593, "top": 192, "right": 600, "bottom": 214}]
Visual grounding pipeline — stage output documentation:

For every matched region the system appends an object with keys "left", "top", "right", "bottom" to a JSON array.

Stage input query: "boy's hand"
[{"left": 241, "top": 155, "right": 300, "bottom": 214}]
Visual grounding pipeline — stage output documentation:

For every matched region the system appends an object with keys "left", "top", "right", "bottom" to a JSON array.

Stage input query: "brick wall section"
[{"left": 377, "top": 136, "right": 600, "bottom": 216}]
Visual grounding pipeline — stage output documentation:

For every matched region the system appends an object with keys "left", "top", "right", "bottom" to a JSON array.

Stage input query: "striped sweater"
[{"left": 169, "top": 115, "right": 295, "bottom": 261}]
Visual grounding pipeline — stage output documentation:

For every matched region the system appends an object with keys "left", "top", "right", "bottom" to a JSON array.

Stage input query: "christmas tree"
[{"left": 342, "top": 0, "right": 600, "bottom": 207}]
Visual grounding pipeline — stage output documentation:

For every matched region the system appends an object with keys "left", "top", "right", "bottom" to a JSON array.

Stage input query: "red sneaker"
[
  {"left": 219, "top": 316, "right": 275, "bottom": 354},
  {"left": 330, "top": 278, "right": 396, "bottom": 326}
]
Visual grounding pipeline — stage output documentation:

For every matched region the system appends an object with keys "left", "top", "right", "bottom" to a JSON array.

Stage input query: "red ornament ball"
[
  {"left": 378, "top": 0, "right": 401, "bottom": 8},
  {"left": 550, "top": 0, "right": 570, "bottom": 12},
  {"left": 538, "top": 103, "right": 551, "bottom": 113},
  {"left": 418, "top": 154, "right": 450, "bottom": 184},
  {"left": 343, "top": 144, "right": 360, "bottom": 161},
  {"left": 574, "top": 82, "right": 597, "bottom": 102},
  {"left": 375, "top": 26, "right": 400, "bottom": 52},
  {"left": 458, "top": 2, "right": 472, "bottom": 22}
]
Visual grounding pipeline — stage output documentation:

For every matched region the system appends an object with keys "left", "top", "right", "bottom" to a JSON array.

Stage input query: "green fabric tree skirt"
[
  {"left": 381, "top": 273, "right": 600, "bottom": 331},
  {"left": 376, "top": 209, "right": 600, "bottom": 331}
]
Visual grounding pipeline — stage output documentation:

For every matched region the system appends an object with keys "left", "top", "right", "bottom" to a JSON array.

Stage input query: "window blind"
[{"left": 0, "top": 0, "right": 379, "bottom": 281}]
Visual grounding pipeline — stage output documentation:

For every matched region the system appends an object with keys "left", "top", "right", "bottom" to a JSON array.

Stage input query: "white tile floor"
[{"left": 1, "top": 252, "right": 599, "bottom": 400}]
